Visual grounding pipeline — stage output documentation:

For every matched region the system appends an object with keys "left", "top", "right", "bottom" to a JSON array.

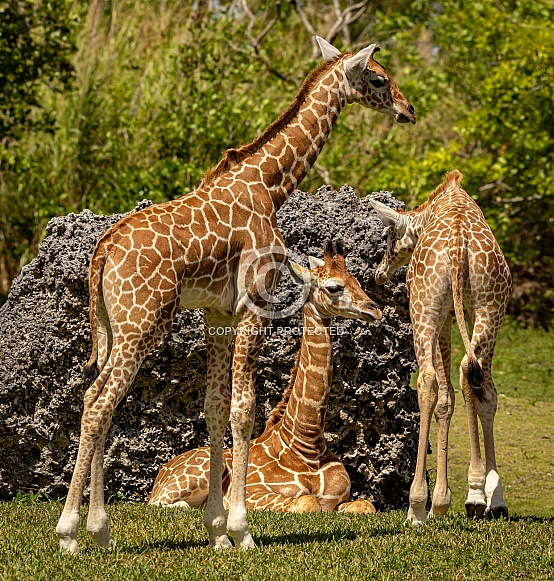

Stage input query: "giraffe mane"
[
  {"left": 428, "top": 169, "right": 463, "bottom": 202},
  {"left": 262, "top": 350, "right": 302, "bottom": 431},
  {"left": 404, "top": 169, "right": 464, "bottom": 217},
  {"left": 199, "top": 55, "right": 351, "bottom": 188}
]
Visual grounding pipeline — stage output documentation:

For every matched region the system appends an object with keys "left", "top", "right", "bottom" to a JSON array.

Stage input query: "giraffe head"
[
  {"left": 317, "top": 36, "right": 416, "bottom": 124},
  {"left": 289, "top": 240, "right": 382, "bottom": 322},
  {"left": 368, "top": 199, "right": 418, "bottom": 284}
]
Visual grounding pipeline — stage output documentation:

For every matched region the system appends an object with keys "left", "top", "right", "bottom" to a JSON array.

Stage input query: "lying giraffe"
[
  {"left": 56, "top": 36, "right": 415, "bottom": 552},
  {"left": 369, "top": 170, "right": 512, "bottom": 524},
  {"left": 148, "top": 241, "right": 380, "bottom": 514}
]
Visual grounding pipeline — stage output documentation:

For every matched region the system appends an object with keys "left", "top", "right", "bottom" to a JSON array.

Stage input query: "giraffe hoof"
[
  {"left": 209, "top": 535, "right": 233, "bottom": 549},
  {"left": 59, "top": 537, "right": 79, "bottom": 554},
  {"left": 405, "top": 505, "right": 426, "bottom": 525},
  {"left": 337, "top": 500, "right": 376, "bottom": 514},
  {"left": 428, "top": 507, "right": 448, "bottom": 519},
  {"left": 465, "top": 502, "right": 486, "bottom": 520},
  {"left": 57, "top": 514, "right": 80, "bottom": 554},
  {"left": 89, "top": 527, "right": 116, "bottom": 549},
  {"left": 236, "top": 532, "right": 257, "bottom": 550},
  {"left": 486, "top": 505, "right": 509, "bottom": 520}
]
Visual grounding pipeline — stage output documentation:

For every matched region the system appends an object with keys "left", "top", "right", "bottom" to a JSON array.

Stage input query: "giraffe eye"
[
  {"left": 370, "top": 77, "right": 387, "bottom": 88},
  {"left": 324, "top": 284, "right": 344, "bottom": 296}
]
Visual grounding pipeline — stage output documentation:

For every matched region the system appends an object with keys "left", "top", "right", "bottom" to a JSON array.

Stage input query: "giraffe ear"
[
  {"left": 308, "top": 256, "right": 325, "bottom": 269},
  {"left": 316, "top": 36, "right": 342, "bottom": 61},
  {"left": 344, "top": 43, "right": 380, "bottom": 80},
  {"left": 288, "top": 260, "right": 315, "bottom": 286},
  {"left": 368, "top": 199, "right": 408, "bottom": 237}
]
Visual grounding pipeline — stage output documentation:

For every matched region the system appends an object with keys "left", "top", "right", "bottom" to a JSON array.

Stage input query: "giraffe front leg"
[
  {"left": 226, "top": 314, "right": 267, "bottom": 549},
  {"left": 246, "top": 486, "right": 322, "bottom": 513},
  {"left": 337, "top": 500, "right": 377, "bottom": 514},
  {"left": 203, "top": 313, "right": 234, "bottom": 549},
  {"left": 429, "top": 322, "right": 454, "bottom": 518}
]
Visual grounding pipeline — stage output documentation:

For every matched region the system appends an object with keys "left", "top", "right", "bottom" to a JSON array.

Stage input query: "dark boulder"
[{"left": 0, "top": 186, "right": 418, "bottom": 510}]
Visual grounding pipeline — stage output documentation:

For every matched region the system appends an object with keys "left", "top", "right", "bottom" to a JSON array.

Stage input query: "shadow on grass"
[
  {"left": 120, "top": 522, "right": 404, "bottom": 553},
  {"left": 507, "top": 514, "right": 554, "bottom": 524}
]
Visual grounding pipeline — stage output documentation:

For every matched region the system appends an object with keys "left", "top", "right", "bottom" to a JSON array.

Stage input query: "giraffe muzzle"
[
  {"left": 361, "top": 302, "right": 383, "bottom": 322},
  {"left": 375, "top": 269, "right": 390, "bottom": 285},
  {"left": 395, "top": 103, "right": 416, "bottom": 125}
]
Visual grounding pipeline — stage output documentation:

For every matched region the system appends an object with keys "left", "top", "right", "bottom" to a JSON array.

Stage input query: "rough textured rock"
[{"left": 0, "top": 186, "right": 418, "bottom": 510}]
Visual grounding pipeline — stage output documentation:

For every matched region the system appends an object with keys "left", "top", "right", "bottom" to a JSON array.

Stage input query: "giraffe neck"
[
  {"left": 278, "top": 301, "right": 334, "bottom": 465},
  {"left": 207, "top": 57, "right": 350, "bottom": 210},
  {"left": 407, "top": 197, "right": 437, "bottom": 240}
]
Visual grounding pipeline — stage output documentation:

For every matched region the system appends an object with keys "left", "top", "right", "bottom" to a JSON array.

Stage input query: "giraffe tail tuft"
[
  {"left": 468, "top": 357, "right": 486, "bottom": 402},
  {"left": 82, "top": 359, "right": 99, "bottom": 386}
]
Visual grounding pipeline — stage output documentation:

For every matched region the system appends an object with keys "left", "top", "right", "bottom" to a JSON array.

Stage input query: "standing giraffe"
[
  {"left": 148, "top": 241, "right": 380, "bottom": 513},
  {"left": 56, "top": 36, "right": 415, "bottom": 552},
  {"left": 369, "top": 170, "right": 512, "bottom": 524}
]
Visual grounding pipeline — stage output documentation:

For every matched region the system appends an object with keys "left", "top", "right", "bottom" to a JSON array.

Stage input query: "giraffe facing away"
[
  {"left": 148, "top": 241, "right": 380, "bottom": 514},
  {"left": 369, "top": 170, "right": 512, "bottom": 524},
  {"left": 55, "top": 36, "right": 415, "bottom": 552}
]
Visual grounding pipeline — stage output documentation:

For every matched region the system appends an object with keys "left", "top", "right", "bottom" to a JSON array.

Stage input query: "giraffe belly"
[{"left": 178, "top": 282, "right": 234, "bottom": 312}]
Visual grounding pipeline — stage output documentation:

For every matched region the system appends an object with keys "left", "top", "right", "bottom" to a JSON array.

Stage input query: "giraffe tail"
[
  {"left": 447, "top": 173, "right": 486, "bottom": 403},
  {"left": 82, "top": 243, "right": 107, "bottom": 386}
]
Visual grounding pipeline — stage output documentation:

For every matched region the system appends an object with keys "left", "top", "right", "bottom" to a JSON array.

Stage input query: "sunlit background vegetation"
[{"left": 1, "top": 0, "right": 553, "bottom": 324}]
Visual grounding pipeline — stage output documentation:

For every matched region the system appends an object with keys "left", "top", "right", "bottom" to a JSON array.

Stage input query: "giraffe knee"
[
  {"left": 416, "top": 366, "right": 437, "bottom": 407},
  {"left": 230, "top": 408, "right": 255, "bottom": 435},
  {"left": 434, "top": 389, "right": 454, "bottom": 421},
  {"left": 417, "top": 366, "right": 436, "bottom": 389}
]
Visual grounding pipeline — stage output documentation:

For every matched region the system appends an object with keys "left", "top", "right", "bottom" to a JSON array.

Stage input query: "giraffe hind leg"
[
  {"left": 460, "top": 352, "right": 487, "bottom": 519},
  {"left": 148, "top": 447, "right": 212, "bottom": 508},
  {"left": 56, "top": 363, "right": 114, "bottom": 553},
  {"left": 86, "top": 434, "right": 116, "bottom": 549},
  {"left": 473, "top": 318, "right": 508, "bottom": 518},
  {"left": 85, "top": 343, "right": 157, "bottom": 547},
  {"left": 57, "top": 339, "right": 155, "bottom": 552}
]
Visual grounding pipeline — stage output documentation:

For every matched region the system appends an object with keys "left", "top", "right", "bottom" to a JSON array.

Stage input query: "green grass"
[
  {"left": 0, "top": 503, "right": 552, "bottom": 580},
  {"left": 1, "top": 318, "right": 552, "bottom": 579}
]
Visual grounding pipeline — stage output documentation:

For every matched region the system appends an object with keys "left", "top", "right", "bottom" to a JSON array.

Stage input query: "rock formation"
[{"left": 0, "top": 186, "right": 418, "bottom": 510}]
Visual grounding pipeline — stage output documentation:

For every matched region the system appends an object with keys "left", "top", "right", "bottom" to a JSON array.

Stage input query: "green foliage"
[
  {"left": 433, "top": 0, "right": 554, "bottom": 265},
  {"left": 12, "top": 490, "right": 61, "bottom": 504},
  {"left": 0, "top": 0, "right": 76, "bottom": 139},
  {"left": 12, "top": 490, "right": 42, "bottom": 504},
  {"left": 0, "top": 0, "right": 77, "bottom": 294},
  {"left": 107, "top": 491, "right": 126, "bottom": 504}
]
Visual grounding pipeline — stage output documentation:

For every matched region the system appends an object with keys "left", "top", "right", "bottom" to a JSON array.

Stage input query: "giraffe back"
[{"left": 405, "top": 172, "right": 512, "bottom": 310}]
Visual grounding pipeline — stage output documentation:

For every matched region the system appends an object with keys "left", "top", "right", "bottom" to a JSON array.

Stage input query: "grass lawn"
[
  {"left": 1, "top": 318, "right": 552, "bottom": 580},
  {"left": 0, "top": 504, "right": 552, "bottom": 580}
]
